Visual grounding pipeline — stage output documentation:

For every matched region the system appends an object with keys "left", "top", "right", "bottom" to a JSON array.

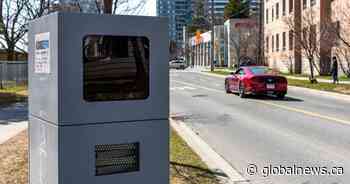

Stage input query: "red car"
[{"left": 224, "top": 66, "right": 288, "bottom": 98}]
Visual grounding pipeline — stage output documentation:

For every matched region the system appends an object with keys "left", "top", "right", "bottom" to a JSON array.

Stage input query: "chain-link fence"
[{"left": 0, "top": 61, "right": 28, "bottom": 89}]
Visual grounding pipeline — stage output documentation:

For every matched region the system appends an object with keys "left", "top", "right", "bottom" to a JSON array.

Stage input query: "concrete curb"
[
  {"left": 198, "top": 71, "right": 350, "bottom": 102},
  {"left": 170, "top": 119, "right": 249, "bottom": 184},
  {"left": 0, "top": 121, "right": 28, "bottom": 145}
]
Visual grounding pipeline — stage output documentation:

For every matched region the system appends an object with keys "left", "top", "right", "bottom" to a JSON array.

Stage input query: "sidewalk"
[
  {"left": 0, "top": 103, "right": 28, "bottom": 144},
  {"left": 286, "top": 76, "right": 350, "bottom": 84}
]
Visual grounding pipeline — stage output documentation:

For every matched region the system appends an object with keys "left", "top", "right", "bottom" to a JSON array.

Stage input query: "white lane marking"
[
  {"left": 199, "top": 78, "right": 209, "bottom": 82},
  {"left": 170, "top": 86, "right": 197, "bottom": 91},
  {"left": 172, "top": 80, "right": 223, "bottom": 93},
  {"left": 171, "top": 80, "right": 350, "bottom": 126}
]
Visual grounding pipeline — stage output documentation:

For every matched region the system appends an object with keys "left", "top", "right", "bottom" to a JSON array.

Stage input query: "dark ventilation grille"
[{"left": 95, "top": 143, "right": 139, "bottom": 176}]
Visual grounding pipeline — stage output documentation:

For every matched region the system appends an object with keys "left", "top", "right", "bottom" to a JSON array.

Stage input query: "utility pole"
[{"left": 210, "top": 0, "right": 215, "bottom": 72}]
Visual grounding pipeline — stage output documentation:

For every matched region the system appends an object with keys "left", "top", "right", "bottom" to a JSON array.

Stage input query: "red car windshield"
[{"left": 249, "top": 67, "right": 269, "bottom": 75}]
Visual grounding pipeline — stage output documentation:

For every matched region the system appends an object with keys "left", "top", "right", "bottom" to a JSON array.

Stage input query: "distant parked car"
[
  {"left": 169, "top": 59, "right": 187, "bottom": 70},
  {"left": 224, "top": 66, "right": 288, "bottom": 98}
]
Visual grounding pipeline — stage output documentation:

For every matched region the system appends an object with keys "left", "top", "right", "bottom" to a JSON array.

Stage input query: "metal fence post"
[
  {"left": 3, "top": 62, "right": 7, "bottom": 88},
  {"left": 0, "top": 62, "right": 4, "bottom": 89}
]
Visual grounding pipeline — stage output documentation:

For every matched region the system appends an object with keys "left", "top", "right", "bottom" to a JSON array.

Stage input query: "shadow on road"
[
  {"left": 0, "top": 103, "right": 28, "bottom": 125},
  {"left": 249, "top": 95, "right": 304, "bottom": 102},
  {"left": 171, "top": 161, "right": 225, "bottom": 184}
]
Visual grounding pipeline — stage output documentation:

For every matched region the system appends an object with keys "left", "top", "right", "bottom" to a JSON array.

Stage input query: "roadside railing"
[{"left": 0, "top": 61, "right": 28, "bottom": 89}]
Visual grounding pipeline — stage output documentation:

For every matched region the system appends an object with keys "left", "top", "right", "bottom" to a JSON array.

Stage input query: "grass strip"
[
  {"left": 0, "top": 129, "right": 220, "bottom": 184},
  {"left": 0, "top": 85, "right": 27, "bottom": 106}
]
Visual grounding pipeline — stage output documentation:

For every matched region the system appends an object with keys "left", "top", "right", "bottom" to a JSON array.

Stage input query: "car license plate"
[{"left": 266, "top": 84, "right": 275, "bottom": 89}]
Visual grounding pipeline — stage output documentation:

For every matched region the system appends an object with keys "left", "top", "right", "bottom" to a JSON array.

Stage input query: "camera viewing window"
[{"left": 83, "top": 35, "right": 150, "bottom": 102}]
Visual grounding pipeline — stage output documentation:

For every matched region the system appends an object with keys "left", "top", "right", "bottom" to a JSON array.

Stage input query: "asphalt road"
[{"left": 170, "top": 70, "right": 350, "bottom": 184}]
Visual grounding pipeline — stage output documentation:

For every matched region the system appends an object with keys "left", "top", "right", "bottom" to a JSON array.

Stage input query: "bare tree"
[
  {"left": 97, "top": 0, "right": 146, "bottom": 15},
  {"left": 0, "top": 0, "right": 146, "bottom": 60},
  {"left": 229, "top": 24, "right": 259, "bottom": 68},
  {"left": 52, "top": 0, "right": 146, "bottom": 14},
  {"left": 0, "top": 0, "right": 46, "bottom": 60},
  {"left": 330, "top": 1, "right": 350, "bottom": 78},
  {"left": 284, "top": 8, "right": 333, "bottom": 83},
  {"left": 334, "top": 46, "right": 350, "bottom": 77}
]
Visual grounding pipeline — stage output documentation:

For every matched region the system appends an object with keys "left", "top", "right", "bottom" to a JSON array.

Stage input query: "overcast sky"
[{"left": 144, "top": 0, "right": 156, "bottom": 16}]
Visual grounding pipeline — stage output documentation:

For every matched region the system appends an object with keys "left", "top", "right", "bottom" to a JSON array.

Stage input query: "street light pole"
[{"left": 210, "top": 0, "right": 215, "bottom": 72}]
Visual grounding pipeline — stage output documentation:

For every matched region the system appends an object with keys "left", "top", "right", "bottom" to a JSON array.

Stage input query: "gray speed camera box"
[{"left": 29, "top": 12, "right": 169, "bottom": 184}]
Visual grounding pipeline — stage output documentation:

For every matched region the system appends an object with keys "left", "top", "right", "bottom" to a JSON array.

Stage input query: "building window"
[
  {"left": 282, "top": 0, "right": 286, "bottom": 16},
  {"left": 289, "top": 31, "right": 294, "bottom": 50},
  {"left": 289, "top": 0, "right": 293, "bottom": 13},
  {"left": 266, "top": 9, "right": 269, "bottom": 24},
  {"left": 272, "top": 8, "right": 274, "bottom": 21},
  {"left": 266, "top": 36, "right": 269, "bottom": 52},
  {"left": 311, "top": 0, "right": 316, "bottom": 6},
  {"left": 276, "top": 3, "right": 279, "bottom": 19},
  {"left": 303, "top": 0, "right": 307, "bottom": 9},
  {"left": 276, "top": 34, "right": 280, "bottom": 52},
  {"left": 282, "top": 32, "right": 286, "bottom": 50},
  {"left": 272, "top": 35, "right": 275, "bottom": 52}
]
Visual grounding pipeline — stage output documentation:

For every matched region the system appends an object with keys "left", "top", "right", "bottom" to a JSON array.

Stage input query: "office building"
[
  {"left": 157, "top": 0, "right": 192, "bottom": 46},
  {"left": 248, "top": 0, "right": 262, "bottom": 17},
  {"left": 264, "top": 0, "right": 349, "bottom": 75}
]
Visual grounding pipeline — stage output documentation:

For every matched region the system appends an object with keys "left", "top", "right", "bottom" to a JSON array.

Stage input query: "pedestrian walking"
[{"left": 331, "top": 56, "right": 339, "bottom": 84}]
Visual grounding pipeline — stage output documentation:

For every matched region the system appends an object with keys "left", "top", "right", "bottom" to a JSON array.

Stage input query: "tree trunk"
[
  {"left": 0, "top": 0, "right": 3, "bottom": 30},
  {"left": 7, "top": 46, "right": 15, "bottom": 61},
  {"left": 236, "top": 50, "right": 240, "bottom": 68},
  {"left": 309, "top": 57, "right": 316, "bottom": 83},
  {"left": 103, "top": 0, "right": 113, "bottom": 14}
]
